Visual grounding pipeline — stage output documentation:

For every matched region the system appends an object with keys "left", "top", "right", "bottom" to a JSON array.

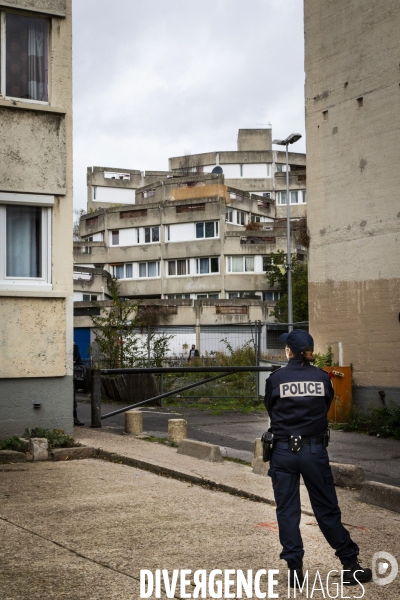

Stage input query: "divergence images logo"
[{"left": 372, "top": 552, "right": 398, "bottom": 586}]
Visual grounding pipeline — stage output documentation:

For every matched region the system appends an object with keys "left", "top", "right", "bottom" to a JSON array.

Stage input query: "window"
[
  {"left": 110, "top": 263, "right": 133, "bottom": 279},
  {"left": 227, "top": 256, "right": 255, "bottom": 273},
  {"left": 166, "top": 294, "right": 191, "bottom": 299},
  {"left": 263, "top": 291, "right": 281, "bottom": 301},
  {"left": 166, "top": 225, "right": 170, "bottom": 241},
  {"left": 196, "top": 257, "right": 219, "bottom": 275},
  {"left": 168, "top": 259, "right": 190, "bottom": 276},
  {"left": 83, "top": 294, "right": 98, "bottom": 302},
  {"left": 144, "top": 226, "right": 159, "bottom": 243},
  {"left": 1, "top": 12, "right": 49, "bottom": 102},
  {"left": 0, "top": 199, "right": 52, "bottom": 289},
  {"left": 276, "top": 164, "right": 289, "bottom": 173},
  {"left": 251, "top": 215, "right": 261, "bottom": 222},
  {"left": 236, "top": 210, "right": 246, "bottom": 225},
  {"left": 111, "top": 230, "right": 119, "bottom": 245},
  {"left": 139, "top": 261, "right": 160, "bottom": 278},
  {"left": 143, "top": 189, "right": 155, "bottom": 198},
  {"left": 226, "top": 208, "right": 233, "bottom": 223},
  {"left": 228, "top": 292, "right": 260, "bottom": 299},
  {"left": 277, "top": 192, "right": 302, "bottom": 205},
  {"left": 197, "top": 293, "right": 219, "bottom": 299},
  {"left": 195, "top": 221, "right": 218, "bottom": 238}
]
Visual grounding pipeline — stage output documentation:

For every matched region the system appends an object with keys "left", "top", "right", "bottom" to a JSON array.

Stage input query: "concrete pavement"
[
  {"left": 76, "top": 395, "right": 400, "bottom": 487},
  {"left": 1, "top": 439, "right": 400, "bottom": 599}
]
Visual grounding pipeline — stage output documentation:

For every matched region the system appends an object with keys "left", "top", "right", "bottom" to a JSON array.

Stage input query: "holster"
[
  {"left": 322, "top": 428, "right": 330, "bottom": 449},
  {"left": 261, "top": 429, "right": 274, "bottom": 462}
]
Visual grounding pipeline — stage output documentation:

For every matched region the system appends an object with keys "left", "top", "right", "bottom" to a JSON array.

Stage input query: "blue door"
[{"left": 74, "top": 328, "right": 91, "bottom": 363}]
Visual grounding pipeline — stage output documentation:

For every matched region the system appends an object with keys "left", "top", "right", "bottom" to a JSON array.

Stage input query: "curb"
[
  {"left": 95, "top": 448, "right": 277, "bottom": 508},
  {"left": 359, "top": 481, "right": 400, "bottom": 514}
]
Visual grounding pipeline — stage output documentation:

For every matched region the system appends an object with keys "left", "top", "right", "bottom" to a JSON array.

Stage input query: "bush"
[
  {"left": 0, "top": 435, "right": 27, "bottom": 452},
  {"left": 24, "top": 428, "right": 75, "bottom": 448},
  {"left": 342, "top": 402, "right": 400, "bottom": 439}
]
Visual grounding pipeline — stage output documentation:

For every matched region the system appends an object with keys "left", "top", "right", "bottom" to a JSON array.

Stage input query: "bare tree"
[{"left": 73, "top": 208, "right": 86, "bottom": 241}]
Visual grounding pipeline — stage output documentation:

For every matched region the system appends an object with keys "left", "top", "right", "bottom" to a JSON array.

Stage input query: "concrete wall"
[
  {"left": 304, "top": 0, "right": 400, "bottom": 403},
  {"left": 0, "top": 0, "right": 73, "bottom": 437},
  {"left": 0, "top": 377, "right": 73, "bottom": 438}
]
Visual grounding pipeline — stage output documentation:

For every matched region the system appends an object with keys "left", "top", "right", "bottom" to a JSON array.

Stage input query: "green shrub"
[
  {"left": 24, "top": 428, "right": 75, "bottom": 448},
  {"left": 0, "top": 435, "right": 27, "bottom": 452},
  {"left": 342, "top": 402, "right": 400, "bottom": 439}
]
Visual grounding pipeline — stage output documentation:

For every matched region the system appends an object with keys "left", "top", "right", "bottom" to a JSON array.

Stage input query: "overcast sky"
[{"left": 72, "top": 0, "right": 305, "bottom": 211}]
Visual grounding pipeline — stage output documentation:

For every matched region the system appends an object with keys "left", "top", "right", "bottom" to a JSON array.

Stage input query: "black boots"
[
  {"left": 289, "top": 566, "right": 304, "bottom": 588},
  {"left": 342, "top": 559, "right": 372, "bottom": 586}
]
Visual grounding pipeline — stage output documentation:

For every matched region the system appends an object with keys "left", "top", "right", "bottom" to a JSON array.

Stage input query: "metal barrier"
[{"left": 91, "top": 365, "right": 276, "bottom": 427}]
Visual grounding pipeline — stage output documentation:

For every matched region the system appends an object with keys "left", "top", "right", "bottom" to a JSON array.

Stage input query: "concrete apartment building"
[
  {"left": 304, "top": 1, "right": 400, "bottom": 405},
  {"left": 0, "top": 0, "right": 73, "bottom": 436},
  {"left": 75, "top": 129, "right": 307, "bottom": 303}
]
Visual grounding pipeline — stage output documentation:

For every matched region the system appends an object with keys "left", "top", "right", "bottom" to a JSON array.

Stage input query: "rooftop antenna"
[{"left": 256, "top": 122, "right": 272, "bottom": 128}]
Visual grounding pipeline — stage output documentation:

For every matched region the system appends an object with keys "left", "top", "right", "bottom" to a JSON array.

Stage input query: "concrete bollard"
[
  {"left": 251, "top": 438, "right": 263, "bottom": 467},
  {"left": 125, "top": 410, "right": 143, "bottom": 435},
  {"left": 168, "top": 419, "right": 187, "bottom": 443},
  {"left": 30, "top": 438, "right": 49, "bottom": 461}
]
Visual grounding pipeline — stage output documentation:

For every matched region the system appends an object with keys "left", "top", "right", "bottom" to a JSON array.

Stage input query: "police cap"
[{"left": 279, "top": 329, "right": 314, "bottom": 356}]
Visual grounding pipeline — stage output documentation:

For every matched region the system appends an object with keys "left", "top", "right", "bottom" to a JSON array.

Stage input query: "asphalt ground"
[
  {"left": 1, "top": 458, "right": 400, "bottom": 599},
  {"left": 76, "top": 394, "right": 400, "bottom": 488}
]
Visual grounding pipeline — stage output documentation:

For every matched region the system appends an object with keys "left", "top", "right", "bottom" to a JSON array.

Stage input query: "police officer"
[{"left": 264, "top": 330, "right": 372, "bottom": 588}]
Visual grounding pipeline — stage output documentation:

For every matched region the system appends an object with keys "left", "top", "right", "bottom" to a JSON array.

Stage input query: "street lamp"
[{"left": 272, "top": 133, "right": 302, "bottom": 332}]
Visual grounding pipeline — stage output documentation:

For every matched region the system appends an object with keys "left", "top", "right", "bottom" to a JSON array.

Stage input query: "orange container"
[{"left": 322, "top": 366, "right": 352, "bottom": 423}]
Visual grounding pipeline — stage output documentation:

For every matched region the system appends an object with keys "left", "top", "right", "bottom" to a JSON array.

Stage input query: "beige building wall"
[
  {"left": 0, "top": 0, "right": 73, "bottom": 436},
  {"left": 304, "top": 0, "right": 400, "bottom": 405}
]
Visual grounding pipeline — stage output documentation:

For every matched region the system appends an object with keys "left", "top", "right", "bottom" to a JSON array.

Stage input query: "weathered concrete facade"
[
  {"left": 75, "top": 174, "right": 307, "bottom": 302},
  {"left": 0, "top": 0, "right": 73, "bottom": 436},
  {"left": 304, "top": 0, "right": 400, "bottom": 405}
]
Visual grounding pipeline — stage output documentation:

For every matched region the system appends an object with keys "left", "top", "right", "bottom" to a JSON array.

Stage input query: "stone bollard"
[
  {"left": 252, "top": 437, "right": 269, "bottom": 476},
  {"left": 30, "top": 438, "right": 49, "bottom": 461},
  {"left": 251, "top": 438, "right": 263, "bottom": 468},
  {"left": 168, "top": 419, "right": 187, "bottom": 443},
  {"left": 125, "top": 410, "right": 143, "bottom": 435}
]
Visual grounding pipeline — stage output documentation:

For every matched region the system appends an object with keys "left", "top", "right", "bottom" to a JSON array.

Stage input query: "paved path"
[
  {"left": 77, "top": 395, "right": 400, "bottom": 487},
  {"left": 1, "top": 434, "right": 400, "bottom": 599}
]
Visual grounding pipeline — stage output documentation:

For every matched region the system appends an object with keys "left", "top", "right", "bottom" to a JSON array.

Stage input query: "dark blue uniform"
[{"left": 264, "top": 357, "right": 359, "bottom": 569}]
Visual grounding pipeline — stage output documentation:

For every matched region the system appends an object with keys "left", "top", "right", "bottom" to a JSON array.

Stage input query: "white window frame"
[
  {"left": 195, "top": 221, "right": 219, "bottom": 239},
  {"left": 0, "top": 11, "right": 50, "bottom": 106},
  {"left": 138, "top": 261, "right": 160, "bottom": 279},
  {"left": 226, "top": 256, "right": 255, "bottom": 273},
  {"left": 110, "top": 230, "right": 119, "bottom": 246},
  {"left": 277, "top": 191, "right": 305, "bottom": 205},
  {"left": 226, "top": 208, "right": 233, "bottom": 223},
  {"left": 0, "top": 193, "right": 53, "bottom": 290},
  {"left": 195, "top": 257, "right": 219, "bottom": 275},
  {"left": 236, "top": 210, "right": 247, "bottom": 226},
  {"left": 167, "top": 259, "right": 191, "bottom": 277},
  {"left": 144, "top": 226, "right": 160, "bottom": 244}
]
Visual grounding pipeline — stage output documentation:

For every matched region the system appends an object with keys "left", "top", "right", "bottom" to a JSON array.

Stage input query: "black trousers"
[{"left": 268, "top": 440, "right": 359, "bottom": 568}]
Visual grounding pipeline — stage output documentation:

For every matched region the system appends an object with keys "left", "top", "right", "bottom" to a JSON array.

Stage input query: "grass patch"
[
  {"left": 332, "top": 402, "right": 400, "bottom": 439},
  {"left": 140, "top": 435, "right": 178, "bottom": 448}
]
